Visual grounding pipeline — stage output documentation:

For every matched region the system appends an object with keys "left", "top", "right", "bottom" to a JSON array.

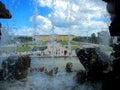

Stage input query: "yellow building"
[{"left": 33, "top": 34, "right": 76, "bottom": 41}]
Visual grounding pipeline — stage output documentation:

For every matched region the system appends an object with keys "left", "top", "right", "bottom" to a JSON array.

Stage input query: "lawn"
[{"left": 1, "top": 41, "right": 112, "bottom": 53}]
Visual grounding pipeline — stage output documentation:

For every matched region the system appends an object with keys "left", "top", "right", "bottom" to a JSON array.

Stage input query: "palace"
[{"left": 33, "top": 34, "right": 76, "bottom": 41}]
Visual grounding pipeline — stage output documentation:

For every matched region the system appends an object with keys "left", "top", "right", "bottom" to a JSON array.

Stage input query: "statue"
[
  {"left": 0, "top": 1, "right": 12, "bottom": 40},
  {"left": 75, "top": 1, "right": 120, "bottom": 89},
  {"left": 101, "top": 0, "right": 120, "bottom": 90},
  {"left": 75, "top": 47, "right": 110, "bottom": 83},
  {"left": 0, "top": 23, "right": 1, "bottom": 40},
  {"left": 0, "top": 1, "right": 12, "bottom": 18},
  {"left": 102, "top": 0, "right": 120, "bottom": 36}
]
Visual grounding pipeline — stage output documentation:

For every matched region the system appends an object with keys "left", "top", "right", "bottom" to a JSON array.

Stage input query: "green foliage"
[
  {"left": 65, "top": 46, "right": 68, "bottom": 48},
  {"left": 72, "top": 36, "right": 91, "bottom": 43},
  {"left": 72, "top": 33, "right": 99, "bottom": 44},
  {"left": 16, "top": 44, "right": 31, "bottom": 52},
  {"left": 41, "top": 41, "right": 48, "bottom": 45},
  {"left": 60, "top": 41, "right": 68, "bottom": 45},
  {"left": 90, "top": 33, "right": 99, "bottom": 44},
  {"left": 15, "top": 36, "right": 32, "bottom": 43}
]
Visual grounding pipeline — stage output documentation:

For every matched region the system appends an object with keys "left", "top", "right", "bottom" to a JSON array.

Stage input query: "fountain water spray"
[
  {"left": 50, "top": 0, "right": 56, "bottom": 59},
  {"left": 0, "top": 24, "right": 11, "bottom": 55},
  {"left": 32, "top": 0, "right": 39, "bottom": 37},
  {"left": 0, "top": 0, "right": 12, "bottom": 71},
  {"left": 66, "top": 0, "right": 72, "bottom": 57},
  {"left": 50, "top": 29, "right": 55, "bottom": 59},
  {"left": 0, "top": 23, "right": 2, "bottom": 68},
  {"left": 32, "top": 0, "right": 42, "bottom": 52},
  {"left": 0, "top": 23, "right": 1, "bottom": 40},
  {"left": 68, "top": 30, "right": 72, "bottom": 57},
  {"left": 98, "top": 30, "right": 111, "bottom": 46}
]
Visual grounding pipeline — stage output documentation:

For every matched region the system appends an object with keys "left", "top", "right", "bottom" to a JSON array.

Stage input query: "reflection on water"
[
  {"left": 0, "top": 57, "right": 102, "bottom": 90},
  {"left": 31, "top": 57, "right": 84, "bottom": 71}
]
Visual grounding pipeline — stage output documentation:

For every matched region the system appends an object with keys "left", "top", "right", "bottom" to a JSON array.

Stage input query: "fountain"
[
  {"left": 0, "top": 1, "right": 31, "bottom": 81},
  {"left": 49, "top": 0, "right": 56, "bottom": 59},
  {"left": 50, "top": 30, "right": 55, "bottom": 59},
  {"left": 1, "top": 0, "right": 119, "bottom": 90},
  {"left": 75, "top": 47, "right": 111, "bottom": 83},
  {"left": 46, "top": 0, "right": 60, "bottom": 76},
  {"left": 66, "top": 0, "right": 72, "bottom": 57},
  {"left": 75, "top": 0, "right": 120, "bottom": 90},
  {"left": 0, "top": 1, "right": 12, "bottom": 70},
  {"left": 68, "top": 30, "right": 72, "bottom": 57},
  {"left": 101, "top": 1, "right": 120, "bottom": 90}
]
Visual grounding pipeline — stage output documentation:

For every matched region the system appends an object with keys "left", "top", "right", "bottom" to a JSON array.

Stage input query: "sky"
[{"left": 0, "top": 0, "right": 111, "bottom": 36}]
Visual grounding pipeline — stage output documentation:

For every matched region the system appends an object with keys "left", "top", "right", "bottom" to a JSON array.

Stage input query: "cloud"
[
  {"left": 30, "top": 15, "right": 52, "bottom": 26},
  {"left": 47, "top": 0, "right": 109, "bottom": 34},
  {"left": 36, "top": 0, "right": 53, "bottom": 7},
  {"left": 11, "top": 15, "right": 53, "bottom": 36},
  {"left": 12, "top": 0, "right": 110, "bottom": 36},
  {"left": 11, "top": 26, "right": 53, "bottom": 36}
]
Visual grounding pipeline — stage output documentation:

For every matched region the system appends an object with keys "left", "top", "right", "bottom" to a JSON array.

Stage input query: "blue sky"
[
  {"left": 1, "top": 0, "right": 41, "bottom": 27},
  {"left": 0, "top": 0, "right": 110, "bottom": 36}
]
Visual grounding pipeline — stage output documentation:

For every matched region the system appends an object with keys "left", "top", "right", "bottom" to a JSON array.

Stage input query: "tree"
[{"left": 91, "top": 33, "right": 98, "bottom": 44}]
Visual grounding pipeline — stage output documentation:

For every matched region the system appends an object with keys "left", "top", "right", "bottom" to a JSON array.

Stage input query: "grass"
[
  {"left": 16, "top": 42, "right": 48, "bottom": 52},
  {"left": 16, "top": 47, "right": 30, "bottom": 52},
  {"left": 60, "top": 41, "right": 79, "bottom": 45},
  {"left": 16, "top": 46, "right": 31, "bottom": 52},
  {"left": 99, "top": 46, "right": 113, "bottom": 52},
  {"left": 1, "top": 41, "right": 112, "bottom": 53},
  {"left": 13, "top": 44, "right": 31, "bottom": 52},
  {"left": 14, "top": 41, "right": 79, "bottom": 52}
]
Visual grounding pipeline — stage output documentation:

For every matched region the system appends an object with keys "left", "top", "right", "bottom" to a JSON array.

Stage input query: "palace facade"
[{"left": 33, "top": 34, "right": 76, "bottom": 41}]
